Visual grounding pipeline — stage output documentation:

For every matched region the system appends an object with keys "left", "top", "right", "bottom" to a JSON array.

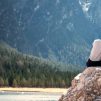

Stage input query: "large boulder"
[{"left": 59, "top": 67, "right": 101, "bottom": 101}]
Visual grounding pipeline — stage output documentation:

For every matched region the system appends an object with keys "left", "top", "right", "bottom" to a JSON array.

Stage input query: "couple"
[{"left": 86, "top": 39, "right": 101, "bottom": 67}]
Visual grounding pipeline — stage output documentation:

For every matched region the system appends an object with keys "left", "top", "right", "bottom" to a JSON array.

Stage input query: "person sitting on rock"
[{"left": 86, "top": 39, "right": 101, "bottom": 67}]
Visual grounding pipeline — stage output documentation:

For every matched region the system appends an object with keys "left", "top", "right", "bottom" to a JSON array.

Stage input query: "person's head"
[{"left": 93, "top": 39, "right": 101, "bottom": 46}]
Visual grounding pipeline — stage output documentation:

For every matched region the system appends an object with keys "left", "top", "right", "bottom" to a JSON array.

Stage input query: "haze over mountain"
[{"left": 0, "top": 0, "right": 101, "bottom": 67}]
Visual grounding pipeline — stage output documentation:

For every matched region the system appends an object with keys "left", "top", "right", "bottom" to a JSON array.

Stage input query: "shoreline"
[{"left": 0, "top": 87, "right": 67, "bottom": 93}]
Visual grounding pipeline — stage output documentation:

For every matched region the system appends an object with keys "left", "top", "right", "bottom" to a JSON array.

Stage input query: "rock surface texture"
[{"left": 59, "top": 67, "right": 101, "bottom": 101}]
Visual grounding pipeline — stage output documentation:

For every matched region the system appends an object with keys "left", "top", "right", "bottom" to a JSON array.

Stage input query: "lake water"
[{"left": 0, "top": 91, "right": 61, "bottom": 101}]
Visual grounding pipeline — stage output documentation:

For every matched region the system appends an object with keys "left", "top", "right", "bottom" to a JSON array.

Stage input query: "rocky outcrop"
[{"left": 59, "top": 67, "right": 101, "bottom": 101}]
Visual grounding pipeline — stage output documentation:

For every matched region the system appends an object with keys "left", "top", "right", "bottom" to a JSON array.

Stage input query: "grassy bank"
[{"left": 0, "top": 87, "right": 67, "bottom": 93}]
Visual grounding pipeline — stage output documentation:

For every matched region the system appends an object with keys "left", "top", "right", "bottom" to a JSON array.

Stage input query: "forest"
[{"left": 0, "top": 42, "right": 80, "bottom": 88}]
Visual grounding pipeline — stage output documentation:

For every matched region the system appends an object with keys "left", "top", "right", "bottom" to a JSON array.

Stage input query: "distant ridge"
[{"left": 0, "top": 40, "right": 17, "bottom": 52}]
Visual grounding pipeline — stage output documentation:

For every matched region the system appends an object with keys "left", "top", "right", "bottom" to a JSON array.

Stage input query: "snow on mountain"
[
  {"left": 79, "top": 0, "right": 92, "bottom": 12},
  {"left": 79, "top": 0, "right": 101, "bottom": 25}
]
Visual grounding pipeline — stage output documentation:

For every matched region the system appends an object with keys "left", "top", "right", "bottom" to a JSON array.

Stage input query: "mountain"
[
  {"left": 0, "top": 0, "right": 101, "bottom": 67},
  {"left": 0, "top": 42, "right": 79, "bottom": 87}
]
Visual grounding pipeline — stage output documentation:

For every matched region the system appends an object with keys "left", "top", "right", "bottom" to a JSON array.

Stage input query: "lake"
[{"left": 0, "top": 91, "right": 61, "bottom": 101}]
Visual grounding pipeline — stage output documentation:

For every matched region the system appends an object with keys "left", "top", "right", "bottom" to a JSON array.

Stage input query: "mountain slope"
[
  {"left": 0, "top": 0, "right": 100, "bottom": 66},
  {"left": 0, "top": 42, "right": 80, "bottom": 87}
]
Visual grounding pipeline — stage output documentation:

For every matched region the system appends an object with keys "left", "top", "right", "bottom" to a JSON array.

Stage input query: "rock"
[{"left": 59, "top": 67, "right": 101, "bottom": 101}]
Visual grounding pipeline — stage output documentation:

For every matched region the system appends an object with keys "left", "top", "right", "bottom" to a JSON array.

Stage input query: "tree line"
[{"left": 0, "top": 43, "right": 79, "bottom": 87}]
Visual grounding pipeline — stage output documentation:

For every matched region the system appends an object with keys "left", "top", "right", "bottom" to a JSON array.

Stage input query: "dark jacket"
[{"left": 86, "top": 58, "right": 101, "bottom": 67}]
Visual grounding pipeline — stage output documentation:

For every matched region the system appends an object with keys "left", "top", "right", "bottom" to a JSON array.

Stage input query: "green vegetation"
[{"left": 0, "top": 42, "right": 80, "bottom": 88}]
